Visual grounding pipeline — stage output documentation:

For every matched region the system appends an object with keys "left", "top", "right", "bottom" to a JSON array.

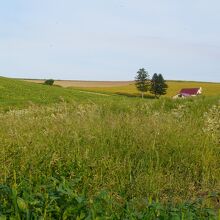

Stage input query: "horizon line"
[{"left": 5, "top": 76, "right": 220, "bottom": 84}]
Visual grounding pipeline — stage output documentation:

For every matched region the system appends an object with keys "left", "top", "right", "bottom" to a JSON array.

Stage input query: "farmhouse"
[{"left": 173, "top": 87, "right": 202, "bottom": 98}]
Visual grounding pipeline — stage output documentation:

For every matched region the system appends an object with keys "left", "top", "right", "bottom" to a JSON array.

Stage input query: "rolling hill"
[{"left": 0, "top": 77, "right": 121, "bottom": 110}]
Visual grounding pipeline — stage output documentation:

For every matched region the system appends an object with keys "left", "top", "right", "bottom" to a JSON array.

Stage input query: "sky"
[{"left": 0, "top": 0, "right": 220, "bottom": 82}]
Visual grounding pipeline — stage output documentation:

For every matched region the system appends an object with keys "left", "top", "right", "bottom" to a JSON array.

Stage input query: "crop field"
[
  {"left": 70, "top": 81, "right": 220, "bottom": 97},
  {"left": 23, "top": 79, "right": 132, "bottom": 88},
  {"left": 23, "top": 79, "right": 220, "bottom": 97},
  {"left": 0, "top": 77, "right": 220, "bottom": 219}
]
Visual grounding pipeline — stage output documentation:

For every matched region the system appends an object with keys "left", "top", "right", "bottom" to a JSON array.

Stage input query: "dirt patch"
[{"left": 23, "top": 79, "right": 133, "bottom": 88}]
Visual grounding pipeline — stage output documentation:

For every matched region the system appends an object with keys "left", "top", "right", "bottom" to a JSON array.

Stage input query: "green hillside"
[
  {"left": 0, "top": 77, "right": 78, "bottom": 109},
  {"left": 0, "top": 77, "right": 118, "bottom": 110}
]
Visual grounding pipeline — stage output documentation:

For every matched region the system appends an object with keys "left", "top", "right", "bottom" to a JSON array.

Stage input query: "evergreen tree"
[
  {"left": 150, "top": 73, "right": 159, "bottom": 98},
  {"left": 150, "top": 73, "right": 168, "bottom": 98},
  {"left": 135, "top": 68, "right": 150, "bottom": 98},
  {"left": 158, "top": 74, "right": 168, "bottom": 96}
]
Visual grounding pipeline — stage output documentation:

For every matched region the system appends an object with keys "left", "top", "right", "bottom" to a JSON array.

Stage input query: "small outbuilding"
[{"left": 173, "top": 87, "right": 202, "bottom": 99}]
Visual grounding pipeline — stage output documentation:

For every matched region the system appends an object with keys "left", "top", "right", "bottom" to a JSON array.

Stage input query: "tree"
[
  {"left": 44, "top": 79, "right": 54, "bottom": 86},
  {"left": 150, "top": 73, "right": 168, "bottom": 98},
  {"left": 135, "top": 68, "right": 150, "bottom": 98}
]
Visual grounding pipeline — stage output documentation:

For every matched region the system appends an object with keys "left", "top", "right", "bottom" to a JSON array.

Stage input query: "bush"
[{"left": 44, "top": 79, "right": 54, "bottom": 86}]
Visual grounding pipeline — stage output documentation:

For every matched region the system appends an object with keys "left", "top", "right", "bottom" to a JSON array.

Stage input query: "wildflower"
[{"left": 203, "top": 104, "right": 220, "bottom": 142}]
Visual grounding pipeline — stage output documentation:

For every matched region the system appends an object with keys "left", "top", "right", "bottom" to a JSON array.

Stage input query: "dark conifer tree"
[
  {"left": 150, "top": 73, "right": 159, "bottom": 98},
  {"left": 150, "top": 73, "right": 168, "bottom": 98},
  {"left": 157, "top": 74, "right": 168, "bottom": 96}
]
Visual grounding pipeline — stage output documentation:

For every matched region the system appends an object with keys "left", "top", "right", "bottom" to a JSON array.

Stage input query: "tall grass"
[{"left": 0, "top": 96, "right": 220, "bottom": 219}]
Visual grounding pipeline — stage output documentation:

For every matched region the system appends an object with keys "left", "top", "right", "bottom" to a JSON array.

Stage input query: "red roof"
[{"left": 179, "top": 88, "right": 200, "bottom": 95}]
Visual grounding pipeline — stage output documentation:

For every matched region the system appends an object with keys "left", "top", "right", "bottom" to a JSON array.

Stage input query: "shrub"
[{"left": 44, "top": 79, "right": 54, "bottom": 86}]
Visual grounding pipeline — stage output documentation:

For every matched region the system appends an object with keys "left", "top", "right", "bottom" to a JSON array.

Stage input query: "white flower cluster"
[
  {"left": 0, "top": 109, "right": 30, "bottom": 117},
  {"left": 203, "top": 104, "right": 220, "bottom": 142}
]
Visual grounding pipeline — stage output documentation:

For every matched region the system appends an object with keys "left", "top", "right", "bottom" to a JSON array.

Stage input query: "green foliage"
[
  {"left": 44, "top": 79, "right": 54, "bottom": 86},
  {"left": 135, "top": 68, "right": 150, "bottom": 98},
  {"left": 0, "top": 181, "right": 218, "bottom": 219},
  {"left": 150, "top": 73, "right": 168, "bottom": 98}
]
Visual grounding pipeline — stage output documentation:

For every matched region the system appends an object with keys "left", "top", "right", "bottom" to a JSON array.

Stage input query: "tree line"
[{"left": 135, "top": 68, "right": 168, "bottom": 98}]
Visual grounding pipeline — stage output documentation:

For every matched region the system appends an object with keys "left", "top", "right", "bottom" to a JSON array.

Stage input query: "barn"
[{"left": 173, "top": 87, "right": 202, "bottom": 98}]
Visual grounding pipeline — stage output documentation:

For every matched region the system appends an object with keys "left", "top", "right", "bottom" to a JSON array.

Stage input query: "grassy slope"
[
  {"left": 72, "top": 81, "right": 220, "bottom": 97},
  {"left": 0, "top": 77, "right": 72, "bottom": 108},
  {"left": 0, "top": 77, "right": 128, "bottom": 110},
  {"left": 0, "top": 77, "right": 220, "bottom": 219}
]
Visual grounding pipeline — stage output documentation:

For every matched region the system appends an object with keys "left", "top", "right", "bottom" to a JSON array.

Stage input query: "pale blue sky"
[{"left": 0, "top": 0, "right": 220, "bottom": 82}]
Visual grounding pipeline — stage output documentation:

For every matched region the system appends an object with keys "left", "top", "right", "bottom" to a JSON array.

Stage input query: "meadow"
[{"left": 0, "top": 77, "right": 220, "bottom": 219}]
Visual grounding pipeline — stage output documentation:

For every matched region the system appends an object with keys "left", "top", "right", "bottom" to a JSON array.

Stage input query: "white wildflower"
[{"left": 203, "top": 104, "right": 220, "bottom": 142}]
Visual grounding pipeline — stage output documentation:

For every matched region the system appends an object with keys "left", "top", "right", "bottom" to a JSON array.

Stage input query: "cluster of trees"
[{"left": 135, "top": 68, "right": 168, "bottom": 98}]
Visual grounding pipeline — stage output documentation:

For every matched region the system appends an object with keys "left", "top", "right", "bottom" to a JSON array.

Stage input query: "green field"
[
  {"left": 0, "top": 77, "right": 220, "bottom": 219},
  {"left": 0, "top": 77, "right": 119, "bottom": 111}
]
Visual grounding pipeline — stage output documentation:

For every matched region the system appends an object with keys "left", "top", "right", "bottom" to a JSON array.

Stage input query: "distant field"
[
  {"left": 71, "top": 81, "right": 220, "bottom": 97},
  {"left": 23, "top": 79, "right": 132, "bottom": 87},
  {"left": 23, "top": 79, "right": 220, "bottom": 97}
]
